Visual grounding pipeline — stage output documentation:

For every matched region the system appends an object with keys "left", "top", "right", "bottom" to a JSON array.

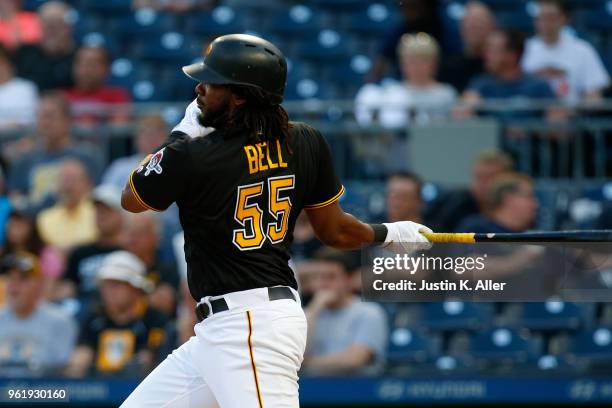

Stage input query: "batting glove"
[
  {"left": 382, "top": 221, "right": 433, "bottom": 253},
  {"left": 172, "top": 99, "right": 215, "bottom": 139}
]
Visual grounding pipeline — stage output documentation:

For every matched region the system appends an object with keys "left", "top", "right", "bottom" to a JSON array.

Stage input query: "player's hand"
[
  {"left": 172, "top": 99, "right": 215, "bottom": 138},
  {"left": 382, "top": 221, "right": 433, "bottom": 253}
]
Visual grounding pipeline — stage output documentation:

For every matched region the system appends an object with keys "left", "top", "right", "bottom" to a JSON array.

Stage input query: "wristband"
[{"left": 370, "top": 224, "right": 388, "bottom": 244}]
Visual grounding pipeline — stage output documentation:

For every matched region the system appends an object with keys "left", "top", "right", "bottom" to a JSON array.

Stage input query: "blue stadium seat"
[
  {"left": 329, "top": 55, "right": 371, "bottom": 89},
  {"left": 387, "top": 328, "right": 443, "bottom": 364},
  {"left": 295, "top": 29, "right": 353, "bottom": 61},
  {"left": 78, "top": 0, "right": 131, "bottom": 15},
  {"left": 184, "top": 6, "right": 245, "bottom": 36},
  {"left": 566, "top": 327, "right": 612, "bottom": 363},
  {"left": 515, "top": 301, "right": 595, "bottom": 331},
  {"left": 76, "top": 31, "right": 120, "bottom": 56},
  {"left": 468, "top": 327, "right": 543, "bottom": 363},
  {"left": 132, "top": 32, "right": 199, "bottom": 63},
  {"left": 496, "top": 10, "right": 534, "bottom": 32},
  {"left": 419, "top": 301, "right": 495, "bottom": 332},
  {"left": 346, "top": 3, "right": 400, "bottom": 35},
  {"left": 309, "top": 0, "right": 375, "bottom": 11},
  {"left": 481, "top": 0, "right": 527, "bottom": 11},
  {"left": 118, "top": 8, "right": 179, "bottom": 37},
  {"left": 130, "top": 79, "right": 171, "bottom": 103},
  {"left": 575, "top": 4, "right": 612, "bottom": 32},
  {"left": 268, "top": 5, "right": 323, "bottom": 36},
  {"left": 284, "top": 78, "right": 334, "bottom": 101},
  {"left": 108, "top": 58, "right": 154, "bottom": 88}
]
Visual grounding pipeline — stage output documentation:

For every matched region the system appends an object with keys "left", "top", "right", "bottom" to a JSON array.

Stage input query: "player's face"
[{"left": 195, "top": 82, "right": 233, "bottom": 128}]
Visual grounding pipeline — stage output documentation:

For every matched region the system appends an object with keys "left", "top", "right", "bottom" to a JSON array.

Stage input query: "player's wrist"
[{"left": 369, "top": 223, "right": 388, "bottom": 244}]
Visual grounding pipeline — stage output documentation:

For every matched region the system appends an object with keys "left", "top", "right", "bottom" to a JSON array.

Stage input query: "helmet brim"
[{"left": 182, "top": 62, "right": 231, "bottom": 84}]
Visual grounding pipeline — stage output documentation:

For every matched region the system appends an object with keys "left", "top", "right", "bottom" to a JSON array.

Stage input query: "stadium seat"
[
  {"left": 387, "top": 328, "right": 443, "bottom": 364},
  {"left": 496, "top": 10, "right": 534, "bottom": 32},
  {"left": 284, "top": 78, "right": 334, "bottom": 101},
  {"left": 268, "top": 5, "right": 323, "bottom": 36},
  {"left": 295, "top": 29, "right": 353, "bottom": 61},
  {"left": 575, "top": 4, "right": 612, "bottom": 32},
  {"left": 565, "top": 327, "right": 612, "bottom": 365},
  {"left": 118, "top": 8, "right": 179, "bottom": 37},
  {"left": 419, "top": 301, "right": 495, "bottom": 332},
  {"left": 481, "top": 0, "right": 527, "bottom": 11},
  {"left": 130, "top": 79, "right": 171, "bottom": 103},
  {"left": 346, "top": 3, "right": 400, "bottom": 35},
  {"left": 131, "top": 32, "right": 199, "bottom": 63},
  {"left": 183, "top": 6, "right": 245, "bottom": 36},
  {"left": 108, "top": 58, "right": 154, "bottom": 88},
  {"left": 76, "top": 31, "right": 121, "bottom": 56},
  {"left": 510, "top": 301, "right": 595, "bottom": 331},
  {"left": 308, "top": 0, "right": 375, "bottom": 12},
  {"left": 468, "top": 327, "right": 543, "bottom": 363},
  {"left": 78, "top": 0, "right": 132, "bottom": 15}
]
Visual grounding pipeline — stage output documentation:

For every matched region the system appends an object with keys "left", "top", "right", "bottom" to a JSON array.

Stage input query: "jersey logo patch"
[{"left": 143, "top": 148, "right": 165, "bottom": 176}]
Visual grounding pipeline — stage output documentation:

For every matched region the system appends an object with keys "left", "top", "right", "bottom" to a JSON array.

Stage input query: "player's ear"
[{"left": 231, "top": 93, "right": 246, "bottom": 106}]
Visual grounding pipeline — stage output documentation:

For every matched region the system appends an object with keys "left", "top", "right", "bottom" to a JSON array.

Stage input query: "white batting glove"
[
  {"left": 382, "top": 221, "right": 433, "bottom": 253},
  {"left": 171, "top": 99, "right": 215, "bottom": 138}
]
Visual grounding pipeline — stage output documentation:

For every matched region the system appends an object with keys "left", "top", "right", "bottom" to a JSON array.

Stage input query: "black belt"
[{"left": 195, "top": 286, "right": 296, "bottom": 322}]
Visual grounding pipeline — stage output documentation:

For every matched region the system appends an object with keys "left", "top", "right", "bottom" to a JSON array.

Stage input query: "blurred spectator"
[
  {"left": 0, "top": 0, "right": 41, "bottom": 50},
  {"left": 37, "top": 160, "right": 96, "bottom": 251},
  {"left": 64, "top": 46, "right": 131, "bottom": 125},
  {"left": 291, "top": 211, "right": 321, "bottom": 263},
  {"left": 0, "top": 252, "right": 76, "bottom": 377},
  {"left": 0, "top": 45, "right": 38, "bottom": 128},
  {"left": 386, "top": 171, "right": 423, "bottom": 223},
  {"left": 522, "top": 0, "right": 610, "bottom": 104},
  {"left": 369, "top": 0, "right": 443, "bottom": 81},
  {"left": 439, "top": 1, "right": 496, "bottom": 92},
  {"left": 102, "top": 113, "right": 169, "bottom": 189},
  {"left": 125, "top": 212, "right": 179, "bottom": 317},
  {"left": 425, "top": 150, "right": 513, "bottom": 232},
  {"left": 3, "top": 209, "right": 64, "bottom": 293},
  {"left": 459, "top": 28, "right": 556, "bottom": 118},
  {"left": 303, "top": 249, "right": 387, "bottom": 375},
  {"left": 0, "top": 167, "right": 9, "bottom": 247},
  {"left": 6, "top": 92, "right": 102, "bottom": 208},
  {"left": 457, "top": 172, "right": 538, "bottom": 233},
  {"left": 15, "top": 1, "right": 75, "bottom": 91},
  {"left": 59, "top": 185, "right": 125, "bottom": 303},
  {"left": 65, "top": 251, "right": 167, "bottom": 378},
  {"left": 132, "top": 0, "right": 218, "bottom": 12},
  {"left": 356, "top": 33, "right": 457, "bottom": 128}
]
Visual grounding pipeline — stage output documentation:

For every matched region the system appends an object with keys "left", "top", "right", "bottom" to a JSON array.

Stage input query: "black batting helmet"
[{"left": 182, "top": 34, "right": 287, "bottom": 105}]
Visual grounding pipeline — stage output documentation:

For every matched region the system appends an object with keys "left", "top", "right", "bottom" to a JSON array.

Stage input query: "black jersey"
[{"left": 129, "top": 122, "right": 344, "bottom": 300}]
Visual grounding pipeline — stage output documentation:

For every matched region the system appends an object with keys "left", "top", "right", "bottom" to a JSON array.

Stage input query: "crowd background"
[{"left": 1, "top": 0, "right": 612, "bottom": 404}]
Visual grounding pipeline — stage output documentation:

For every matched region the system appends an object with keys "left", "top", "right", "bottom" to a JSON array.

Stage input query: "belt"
[{"left": 195, "top": 286, "right": 296, "bottom": 322}]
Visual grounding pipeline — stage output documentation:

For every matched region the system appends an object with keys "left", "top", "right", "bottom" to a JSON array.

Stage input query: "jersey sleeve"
[
  {"left": 129, "top": 139, "right": 192, "bottom": 211},
  {"left": 303, "top": 130, "right": 344, "bottom": 209}
]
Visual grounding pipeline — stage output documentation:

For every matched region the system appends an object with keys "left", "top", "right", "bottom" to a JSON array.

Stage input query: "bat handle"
[{"left": 421, "top": 232, "right": 476, "bottom": 243}]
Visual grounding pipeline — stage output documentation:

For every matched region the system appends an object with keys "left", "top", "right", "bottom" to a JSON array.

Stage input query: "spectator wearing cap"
[
  {"left": 0, "top": 44, "right": 38, "bottom": 129},
  {"left": 66, "top": 251, "right": 167, "bottom": 377},
  {"left": 522, "top": 0, "right": 610, "bottom": 104},
  {"left": 0, "top": 252, "right": 77, "bottom": 377},
  {"left": 0, "top": 0, "right": 42, "bottom": 50},
  {"left": 64, "top": 46, "right": 131, "bottom": 125},
  {"left": 125, "top": 212, "right": 180, "bottom": 317},
  {"left": 58, "top": 184, "right": 125, "bottom": 304},
  {"left": 3, "top": 208, "right": 64, "bottom": 294},
  {"left": 303, "top": 249, "right": 387, "bottom": 376},
  {"left": 37, "top": 159, "right": 97, "bottom": 251},
  {"left": 438, "top": 1, "right": 496, "bottom": 92},
  {"left": 102, "top": 114, "right": 169, "bottom": 190},
  {"left": 6, "top": 91, "right": 102, "bottom": 208},
  {"left": 356, "top": 32, "right": 457, "bottom": 129},
  {"left": 15, "top": 1, "right": 76, "bottom": 91}
]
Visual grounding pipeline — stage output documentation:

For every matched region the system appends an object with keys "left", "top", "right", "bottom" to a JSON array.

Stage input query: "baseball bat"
[{"left": 420, "top": 230, "right": 612, "bottom": 243}]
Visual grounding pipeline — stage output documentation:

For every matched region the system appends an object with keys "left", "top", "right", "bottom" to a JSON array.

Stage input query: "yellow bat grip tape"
[{"left": 421, "top": 232, "right": 476, "bottom": 243}]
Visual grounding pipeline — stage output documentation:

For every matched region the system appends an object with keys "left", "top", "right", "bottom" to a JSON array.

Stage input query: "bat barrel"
[{"left": 421, "top": 230, "right": 612, "bottom": 243}]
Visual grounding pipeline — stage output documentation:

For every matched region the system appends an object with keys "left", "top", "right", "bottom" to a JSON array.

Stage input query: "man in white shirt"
[
  {"left": 0, "top": 45, "right": 38, "bottom": 128},
  {"left": 521, "top": 0, "right": 610, "bottom": 104}
]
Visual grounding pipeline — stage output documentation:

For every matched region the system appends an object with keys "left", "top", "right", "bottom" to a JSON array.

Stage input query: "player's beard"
[{"left": 198, "top": 98, "right": 231, "bottom": 130}]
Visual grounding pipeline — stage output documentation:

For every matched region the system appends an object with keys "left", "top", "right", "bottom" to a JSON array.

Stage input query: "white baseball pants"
[{"left": 121, "top": 287, "right": 307, "bottom": 408}]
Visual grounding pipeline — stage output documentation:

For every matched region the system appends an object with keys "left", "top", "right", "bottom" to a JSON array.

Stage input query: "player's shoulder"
[{"left": 288, "top": 121, "right": 326, "bottom": 146}]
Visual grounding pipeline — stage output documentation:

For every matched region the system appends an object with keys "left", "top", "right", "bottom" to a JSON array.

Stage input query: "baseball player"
[{"left": 120, "top": 33, "right": 432, "bottom": 407}]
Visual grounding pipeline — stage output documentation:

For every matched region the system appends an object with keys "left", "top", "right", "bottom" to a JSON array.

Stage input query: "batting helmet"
[{"left": 182, "top": 34, "right": 287, "bottom": 105}]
